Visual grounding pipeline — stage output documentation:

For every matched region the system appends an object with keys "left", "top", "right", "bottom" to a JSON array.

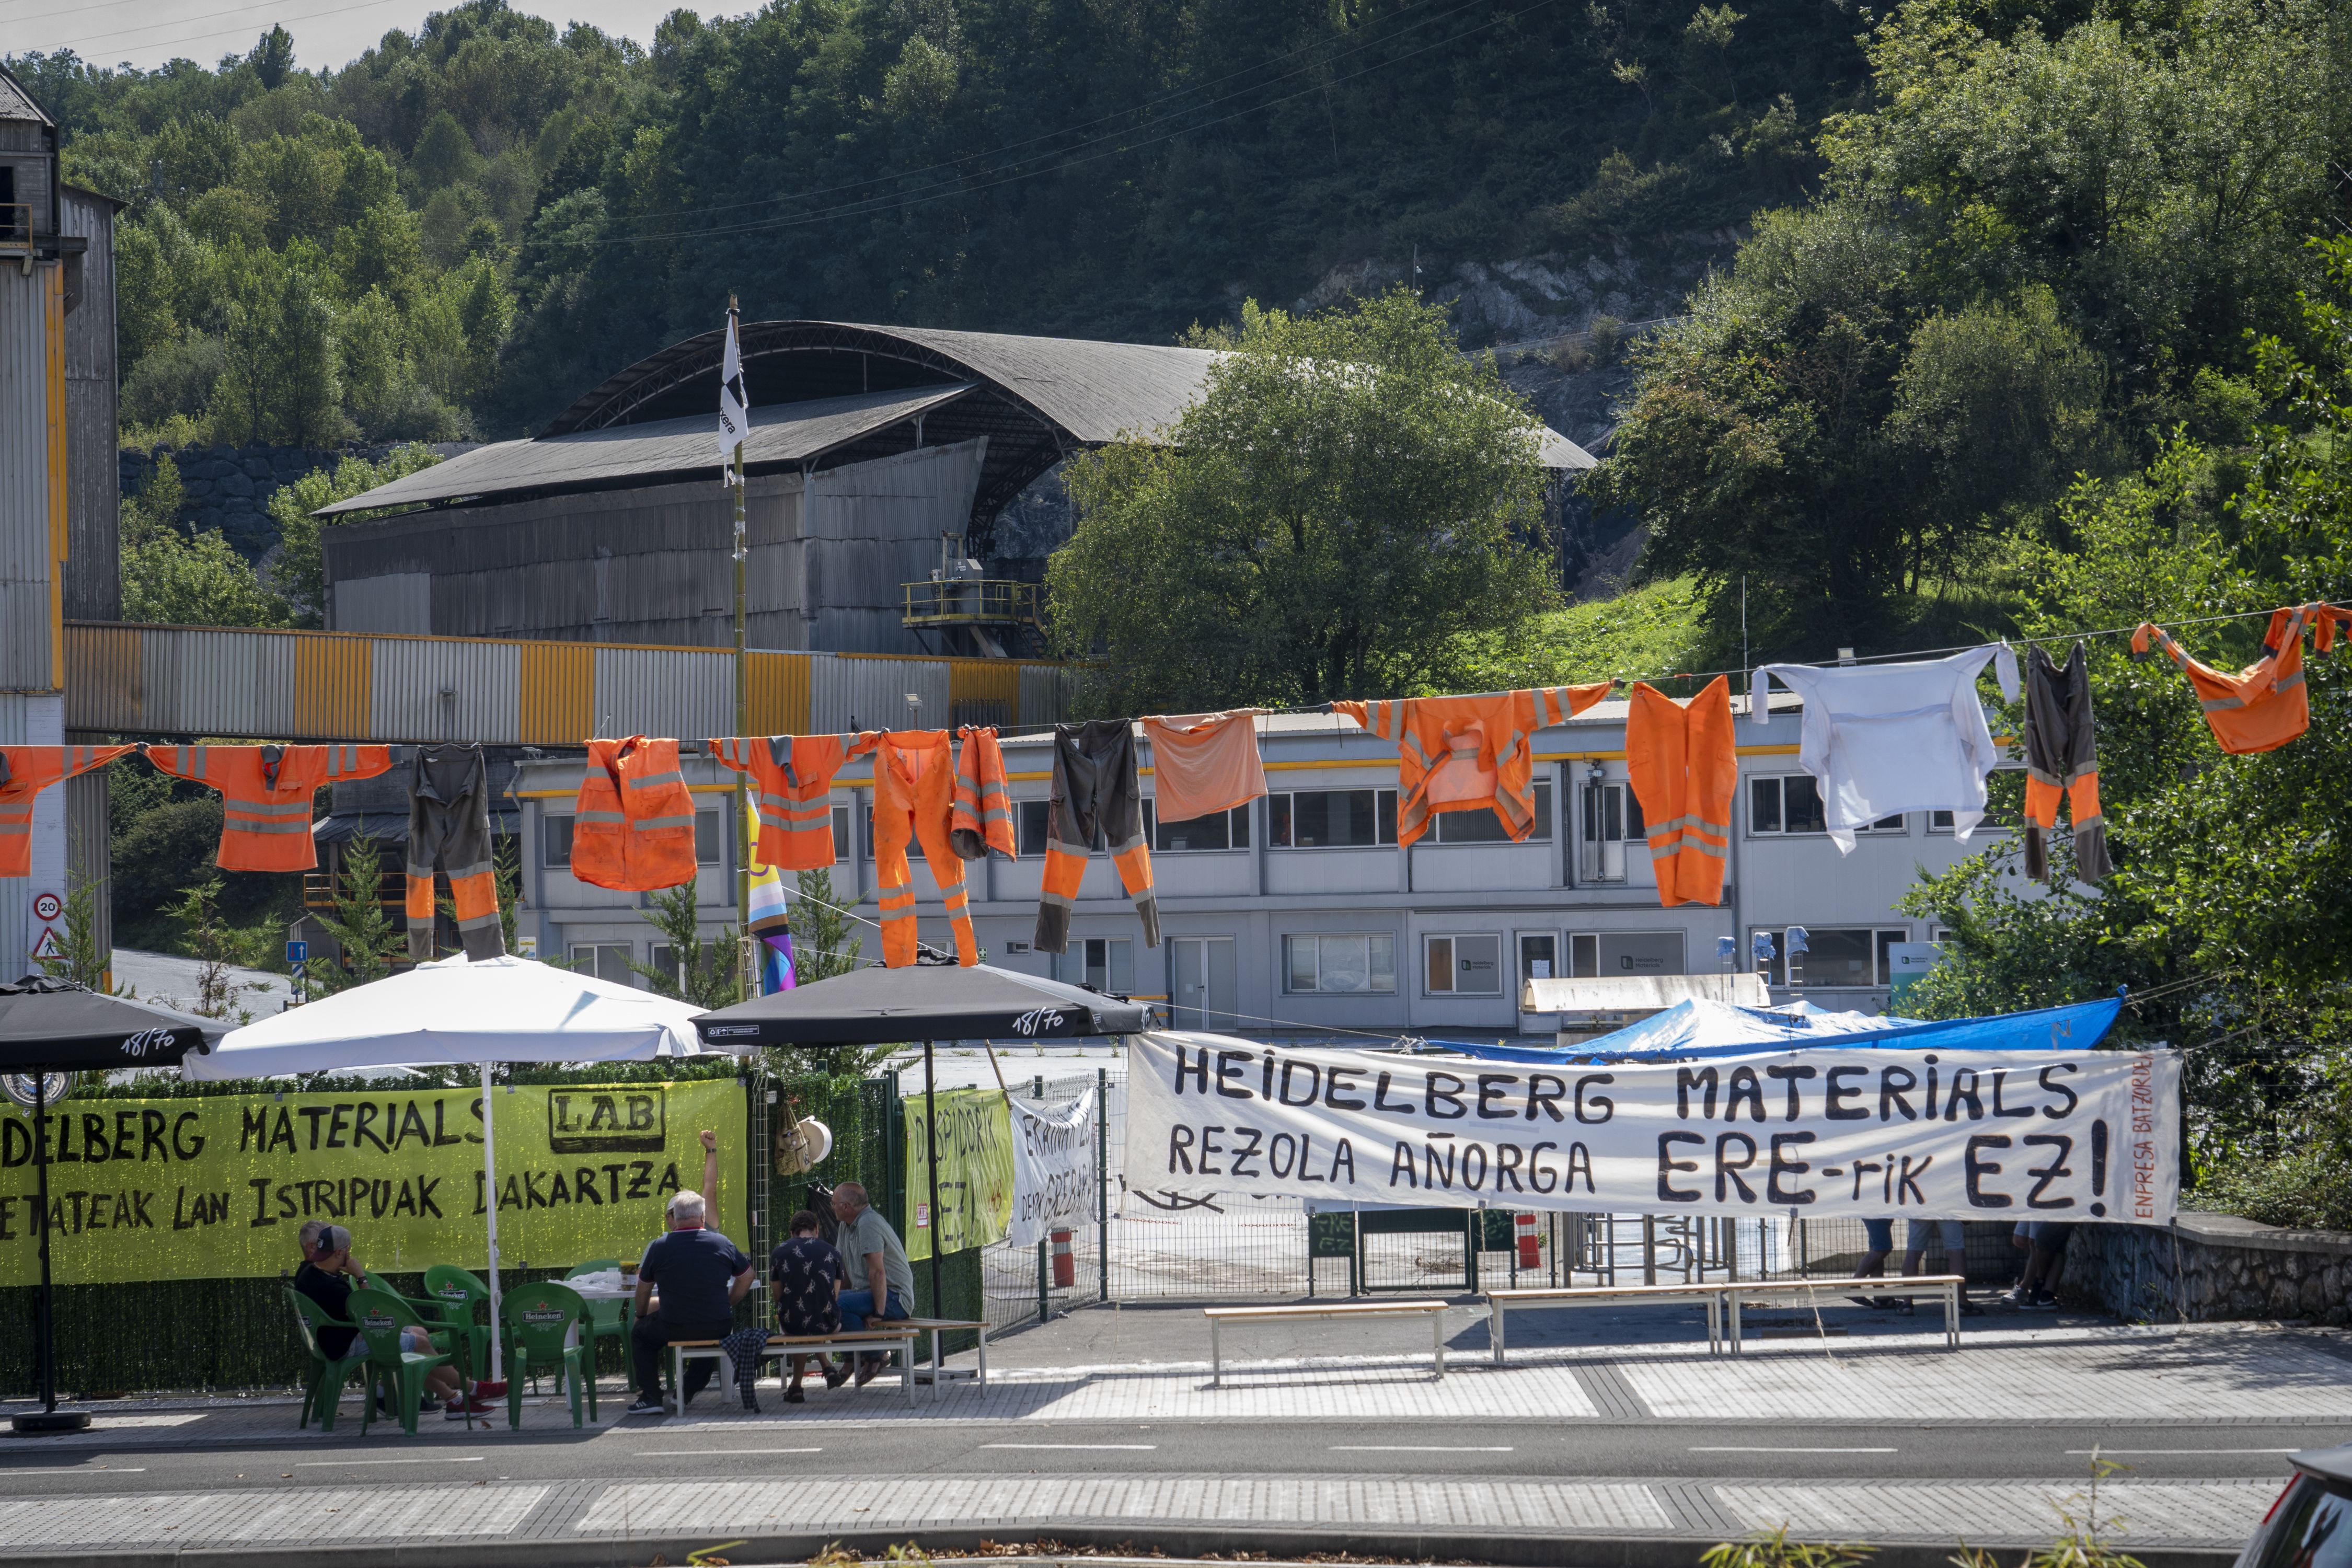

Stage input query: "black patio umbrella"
[
  {"left": 691, "top": 963, "right": 1146, "bottom": 1316},
  {"left": 0, "top": 977, "right": 216, "bottom": 1433}
]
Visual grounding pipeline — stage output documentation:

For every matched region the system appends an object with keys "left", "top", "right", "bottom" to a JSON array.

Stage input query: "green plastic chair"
[
  {"left": 421, "top": 1264, "right": 495, "bottom": 1381},
  {"left": 563, "top": 1258, "right": 631, "bottom": 1375},
  {"left": 499, "top": 1279, "right": 596, "bottom": 1430},
  {"left": 346, "top": 1287, "right": 463, "bottom": 1435},
  {"left": 286, "top": 1287, "right": 370, "bottom": 1432}
]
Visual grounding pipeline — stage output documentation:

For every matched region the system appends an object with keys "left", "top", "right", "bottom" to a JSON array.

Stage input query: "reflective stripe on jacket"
[
  {"left": 709, "top": 734, "right": 852, "bottom": 871},
  {"left": 950, "top": 726, "right": 1016, "bottom": 862},
  {"left": 2130, "top": 604, "right": 2352, "bottom": 755}
]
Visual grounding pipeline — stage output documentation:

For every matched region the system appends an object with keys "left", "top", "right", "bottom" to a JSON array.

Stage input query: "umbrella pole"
[
  {"left": 925, "top": 1039, "right": 941, "bottom": 1318},
  {"left": 481, "top": 1060, "right": 502, "bottom": 1382},
  {"left": 33, "top": 1070, "right": 52, "bottom": 1415}
]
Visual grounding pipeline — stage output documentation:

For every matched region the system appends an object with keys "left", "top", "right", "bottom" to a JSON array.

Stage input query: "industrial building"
[
  {"left": 319, "top": 321, "right": 1598, "bottom": 657},
  {"left": 509, "top": 694, "right": 1997, "bottom": 1036},
  {"left": 2, "top": 63, "right": 120, "bottom": 968}
]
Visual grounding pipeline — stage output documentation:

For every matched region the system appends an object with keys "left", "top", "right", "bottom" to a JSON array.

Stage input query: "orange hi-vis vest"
[
  {"left": 1624, "top": 677, "right": 1736, "bottom": 908},
  {"left": 0, "top": 745, "right": 134, "bottom": 878},
  {"left": 145, "top": 744, "right": 395, "bottom": 872},
  {"left": 950, "top": 725, "right": 1016, "bottom": 861},
  {"left": 862, "top": 729, "right": 980, "bottom": 967},
  {"left": 573, "top": 737, "right": 698, "bottom": 891},
  {"left": 1335, "top": 684, "right": 1611, "bottom": 848},
  {"left": 709, "top": 734, "right": 852, "bottom": 870},
  {"left": 2131, "top": 603, "right": 2352, "bottom": 755}
]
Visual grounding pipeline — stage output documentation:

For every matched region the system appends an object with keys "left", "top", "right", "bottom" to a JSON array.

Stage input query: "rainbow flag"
[{"left": 744, "top": 800, "right": 797, "bottom": 994}]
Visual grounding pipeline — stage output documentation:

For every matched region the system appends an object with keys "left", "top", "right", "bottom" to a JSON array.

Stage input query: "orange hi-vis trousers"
[
  {"left": 1624, "top": 677, "right": 1737, "bottom": 907},
  {"left": 710, "top": 733, "right": 852, "bottom": 870},
  {"left": 0, "top": 745, "right": 134, "bottom": 878},
  {"left": 1036, "top": 719, "right": 1158, "bottom": 954},
  {"left": 405, "top": 743, "right": 506, "bottom": 962},
  {"left": 865, "top": 729, "right": 979, "bottom": 967},
  {"left": 145, "top": 744, "right": 395, "bottom": 872}
]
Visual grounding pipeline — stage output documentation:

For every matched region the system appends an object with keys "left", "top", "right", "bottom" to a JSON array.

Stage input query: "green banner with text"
[
  {"left": 902, "top": 1087, "right": 1014, "bottom": 1262},
  {"left": 0, "top": 1080, "right": 746, "bottom": 1286}
]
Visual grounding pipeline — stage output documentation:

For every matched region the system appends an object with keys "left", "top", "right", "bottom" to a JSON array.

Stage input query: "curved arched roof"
[{"left": 329, "top": 319, "right": 1595, "bottom": 554}]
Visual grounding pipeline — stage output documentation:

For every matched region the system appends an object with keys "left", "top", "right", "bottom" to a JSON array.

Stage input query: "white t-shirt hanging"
[{"left": 1753, "top": 647, "right": 2003, "bottom": 852}]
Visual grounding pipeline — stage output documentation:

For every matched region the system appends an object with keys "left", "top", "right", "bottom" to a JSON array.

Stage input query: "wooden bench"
[
  {"left": 1725, "top": 1274, "right": 1967, "bottom": 1353},
  {"left": 1483, "top": 1282, "right": 1727, "bottom": 1365},
  {"left": 1202, "top": 1299, "right": 1451, "bottom": 1388},
  {"left": 893, "top": 1316, "right": 990, "bottom": 1391},
  {"left": 666, "top": 1327, "right": 923, "bottom": 1409}
]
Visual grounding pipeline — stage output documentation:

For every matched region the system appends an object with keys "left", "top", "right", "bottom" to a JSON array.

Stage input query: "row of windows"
[{"left": 535, "top": 776, "right": 1986, "bottom": 877}]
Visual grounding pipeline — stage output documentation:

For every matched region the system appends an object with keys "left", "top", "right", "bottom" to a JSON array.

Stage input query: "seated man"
[
  {"left": 829, "top": 1180, "right": 914, "bottom": 1388},
  {"left": 294, "top": 1225, "right": 500, "bottom": 1419},
  {"left": 628, "top": 1190, "right": 754, "bottom": 1415},
  {"left": 770, "top": 1208, "right": 851, "bottom": 1404}
]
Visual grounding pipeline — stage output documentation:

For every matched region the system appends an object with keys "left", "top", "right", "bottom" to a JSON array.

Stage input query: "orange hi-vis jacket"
[
  {"left": 1624, "top": 677, "right": 1737, "bottom": 908},
  {"left": 950, "top": 726, "right": 1016, "bottom": 861},
  {"left": 709, "top": 734, "right": 853, "bottom": 870},
  {"left": 0, "top": 745, "right": 135, "bottom": 878},
  {"left": 2131, "top": 603, "right": 2352, "bottom": 755},
  {"left": 862, "top": 729, "right": 981, "bottom": 967},
  {"left": 145, "top": 744, "right": 395, "bottom": 872},
  {"left": 1335, "top": 684, "right": 1612, "bottom": 848},
  {"left": 573, "top": 737, "right": 698, "bottom": 891}
]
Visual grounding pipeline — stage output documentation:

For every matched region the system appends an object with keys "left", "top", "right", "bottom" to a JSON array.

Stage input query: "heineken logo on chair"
[{"left": 521, "top": 1306, "right": 569, "bottom": 1325}]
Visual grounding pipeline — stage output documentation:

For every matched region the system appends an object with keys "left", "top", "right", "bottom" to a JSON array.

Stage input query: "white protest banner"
[
  {"left": 1007, "top": 1088, "right": 1097, "bottom": 1249},
  {"left": 1126, "top": 1031, "right": 2180, "bottom": 1224}
]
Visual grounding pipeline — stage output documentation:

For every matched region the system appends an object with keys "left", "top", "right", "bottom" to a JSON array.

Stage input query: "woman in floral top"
[{"left": 769, "top": 1209, "right": 850, "bottom": 1401}]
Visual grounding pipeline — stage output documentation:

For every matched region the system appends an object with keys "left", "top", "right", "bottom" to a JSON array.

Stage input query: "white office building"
[{"left": 511, "top": 692, "right": 2008, "bottom": 1039}]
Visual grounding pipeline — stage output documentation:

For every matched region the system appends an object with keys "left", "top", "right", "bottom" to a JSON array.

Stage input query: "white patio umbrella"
[{"left": 190, "top": 954, "right": 706, "bottom": 1377}]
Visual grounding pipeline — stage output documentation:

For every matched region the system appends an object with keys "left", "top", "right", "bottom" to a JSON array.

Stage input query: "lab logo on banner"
[{"left": 548, "top": 1087, "right": 667, "bottom": 1153}]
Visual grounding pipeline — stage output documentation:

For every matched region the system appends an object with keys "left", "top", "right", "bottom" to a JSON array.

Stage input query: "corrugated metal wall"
[
  {"left": 0, "top": 695, "right": 64, "bottom": 975},
  {"left": 63, "top": 624, "right": 1066, "bottom": 744},
  {"left": 60, "top": 187, "right": 117, "bottom": 624},
  {"left": 370, "top": 635, "right": 521, "bottom": 742},
  {"left": 812, "top": 650, "right": 950, "bottom": 734},
  {"left": 592, "top": 645, "right": 732, "bottom": 741},
  {"left": 805, "top": 440, "right": 985, "bottom": 654},
  {"left": 1019, "top": 663, "right": 1075, "bottom": 731},
  {"left": 65, "top": 767, "right": 109, "bottom": 965},
  {"left": 0, "top": 263, "right": 56, "bottom": 691}
]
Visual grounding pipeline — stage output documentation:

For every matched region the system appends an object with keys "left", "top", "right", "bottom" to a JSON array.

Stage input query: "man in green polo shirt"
[{"left": 830, "top": 1180, "right": 914, "bottom": 1387}]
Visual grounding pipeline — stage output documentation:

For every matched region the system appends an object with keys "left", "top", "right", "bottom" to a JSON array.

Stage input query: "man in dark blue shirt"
[{"left": 628, "top": 1190, "right": 754, "bottom": 1414}]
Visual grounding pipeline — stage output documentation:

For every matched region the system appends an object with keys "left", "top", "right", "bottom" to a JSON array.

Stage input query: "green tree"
[
  {"left": 266, "top": 443, "right": 444, "bottom": 625},
  {"left": 36, "top": 877, "right": 113, "bottom": 990},
  {"left": 165, "top": 877, "right": 266, "bottom": 1020},
  {"left": 120, "top": 455, "right": 291, "bottom": 627},
  {"left": 630, "top": 883, "right": 741, "bottom": 1008},
  {"left": 313, "top": 837, "right": 405, "bottom": 993},
  {"left": 790, "top": 867, "right": 861, "bottom": 982},
  {"left": 1052, "top": 290, "right": 1562, "bottom": 713},
  {"left": 247, "top": 25, "right": 296, "bottom": 91},
  {"left": 269, "top": 262, "right": 350, "bottom": 446}
]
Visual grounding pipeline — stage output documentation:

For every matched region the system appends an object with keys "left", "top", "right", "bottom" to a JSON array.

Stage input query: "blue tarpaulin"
[{"left": 1459, "top": 994, "right": 2123, "bottom": 1064}]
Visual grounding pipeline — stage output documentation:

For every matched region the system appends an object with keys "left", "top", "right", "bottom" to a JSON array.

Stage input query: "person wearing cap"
[{"left": 293, "top": 1225, "right": 505, "bottom": 1419}]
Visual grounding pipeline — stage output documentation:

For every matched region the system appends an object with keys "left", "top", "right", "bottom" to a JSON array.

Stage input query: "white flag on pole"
[{"left": 718, "top": 308, "right": 749, "bottom": 484}]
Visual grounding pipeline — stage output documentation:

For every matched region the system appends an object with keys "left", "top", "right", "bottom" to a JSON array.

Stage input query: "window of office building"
[
  {"left": 1749, "top": 775, "right": 1903, "bottom": 836},
  {"left": 1283, "top": 932, "right": 1397, "bottom": 994},
  {"left": 1269, "top": 790, "right": 1398, "bottom": 848},
  {"left": 1071, "top": 937, "right": 1133, "bottom": 994},
  {"left": 1566, "top": 930, "right": 1686, "bottom": 977},
  {"left": 694, "top": 809, "right": 720, "bottom": 864},
  {"left": 1424, "top": 933, "right": 1503, "bottom": 994},
  {"left": 543, "top": 813, "right": 574, "bottom": 868},
  {"left": 1147, "top": 801, "right": 1251, "bottom": 852},
  {"left": 568, "top": 943, "right": 637, "bottom": 986},
  {"left": 1749, "top": 926, "right": 1909, "bottom": 987},
  {"left": 1433, "top": 783, "right": 1552, "bottom": 843},
  {"left": 1017, "top": 800, "right": 1110, "bottom": 857},
  {"left": 1579, "top": 780, "right": 1644, "bottom": 881}
]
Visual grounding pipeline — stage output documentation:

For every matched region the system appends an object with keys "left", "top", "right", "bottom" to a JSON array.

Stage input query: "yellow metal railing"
[{"left": 902, "top": 579, "right": 1043, "bottom": 628}]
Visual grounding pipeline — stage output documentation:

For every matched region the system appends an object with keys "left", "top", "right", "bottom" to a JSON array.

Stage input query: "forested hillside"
[{"left": 11, "top": 0, "right": 1861, "bottom": 444}]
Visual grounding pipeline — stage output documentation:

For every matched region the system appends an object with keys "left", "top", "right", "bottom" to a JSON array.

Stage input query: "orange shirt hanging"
[
  {"left": 1336, "top": 684, "right": 1611, "bottom": 848},
  {"left": 1624, "top": 677, "right": 1737, "bottom": 907},
  {"left": 2131, "top": 604, "right": 2352, "bottom": 755},
  {"left": 0, "top": 746, "right": 135, "bottom": 878},
  {"left": 144, "top": 744, "right": 395, "bottom": 872}
]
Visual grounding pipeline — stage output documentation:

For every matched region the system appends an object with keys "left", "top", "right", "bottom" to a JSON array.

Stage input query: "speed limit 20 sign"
[{"left": 30, "top": 892, "right": 62, "bottom": 924}]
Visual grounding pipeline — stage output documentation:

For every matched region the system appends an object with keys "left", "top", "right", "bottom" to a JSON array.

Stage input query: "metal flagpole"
[
  {"left": 924, "top": 1040, "right": 943, "bottom": 1317},
  {"left": 481, "top": 1059, "right": 503, "bottom": 1381},
  {"left": 730, "top": 295, "right": 753, "bottom": 1002}
]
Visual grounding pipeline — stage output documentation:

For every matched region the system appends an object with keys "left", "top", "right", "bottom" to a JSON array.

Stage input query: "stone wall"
[
  {"left": 120, "top": 442, "right": 473, "bottom": 562},
  {"left": 2059, "top": 1211, "right": 2352, "bottom": 1324}
]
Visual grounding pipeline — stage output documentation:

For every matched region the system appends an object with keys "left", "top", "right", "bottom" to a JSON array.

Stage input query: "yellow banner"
[
  {"left": 0, "top": 1080, "right": 745, "bottom": 1286},
  {"left": 902, "top": 1087, "right": 1014, "bottom": 1261}
]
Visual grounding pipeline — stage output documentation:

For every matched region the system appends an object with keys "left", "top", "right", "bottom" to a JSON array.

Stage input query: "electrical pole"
[{"left": 731, "top": 294, "right": 753, "bottom": 1002}]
